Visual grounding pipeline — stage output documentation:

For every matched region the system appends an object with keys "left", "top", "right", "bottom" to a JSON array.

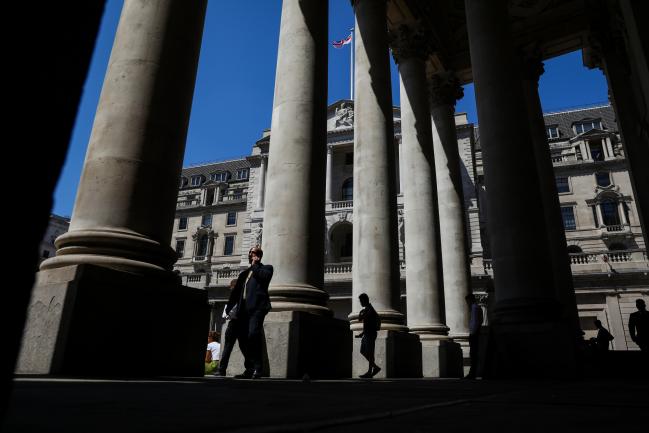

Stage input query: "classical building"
[
  {"left": 39, "top": 214, "right": 70, "bottom": 264},
  {"left": 19, "top": 0, "right": 648, "bottom": 381},
  {"left": 173, "top": 101, "right": 649, "bottom": 351}
]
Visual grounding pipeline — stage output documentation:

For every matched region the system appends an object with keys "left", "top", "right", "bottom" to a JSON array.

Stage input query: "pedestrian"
[
  {"left": 214, "top": 279, "right": 246, "bottom": 377},
  {"left": 594, "top": 319, "right": 614, "bottom": 352},
  {"left": 464, "top": 293, "right": 483, "bottom": 379},
  {"left": 629, "top": 298, "right": 649, "bottom": 351},
  {"left": 205, "top": 331, "right": 220, "bottom": 375},
  {"left": 233, "top": 246, "right": 273, "bottom": 379},
  {"left": 355, "top": 293, "right": 381, "bottom": 378}
]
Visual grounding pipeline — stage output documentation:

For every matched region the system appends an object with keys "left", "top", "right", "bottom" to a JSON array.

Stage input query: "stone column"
[
  {"left": 392, "top": 26, "right": 463, "bottom": 378},
  {"left": 18, "top": 0, "right": 209, "bottom": 377},
  {"left": 263, "top": 0, "right": 329, "bottom": 314},
  {"left": 465, "top": 0, "right": 572, "bottom": 378},
  {"left": 256, "top": 156, "right": 267, "bottom": 209},
  {"left": 214, "top": 185, "right": 221, "bottom": 204},
  {"left": 325, "top": 145, "right": 333, "bottom": 203},
  {"left": 41, "top": 0, "right": 207, "bottom": 276},
  {"left": 428, "top": 72, "right": 472, "bottom": 343},
  {"left": 618, "top": 202, "right": 628, "bottom": 225},
  {"left": 351, "top": 1, "right": 418, "bottom": 378},
  {"left": 596, "top": 204, "right": 604, "bottom": 227},
  {"left": 520, "top": 53, "right": 580, "bottom": 334},
  {"left": 351, "top": 0, "right": 405, "bottom": 331},
  {"left": 398, "top": 138, "right": 404, "bottom": 194},
  {"left": 392, "top": 26, "right": 447, "bottom": 338},
  {"left": 585, "top": 25, "right": 649, "bottom": 248}
]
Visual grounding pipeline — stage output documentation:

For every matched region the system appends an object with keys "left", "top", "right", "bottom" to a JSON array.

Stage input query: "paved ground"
[{"left": 3, "top": 376, "right": 647, "bottom": 432}]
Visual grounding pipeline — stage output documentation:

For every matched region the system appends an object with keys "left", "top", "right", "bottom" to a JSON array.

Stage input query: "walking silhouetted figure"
[
  {"left": 464, "top": 294, "right": 483, "bottom": 379},
  {"left": 594, "top": 319, "right": 614, "bottom": 352},
  {"left": 355, "top": 293, "right": 381, "bottom": 378},
  {"left": 629, "top": 299, "right": 649, "bottom": 352}
]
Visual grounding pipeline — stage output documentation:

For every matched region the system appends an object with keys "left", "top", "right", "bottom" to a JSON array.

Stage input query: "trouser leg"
[
  {"left": 248, "top": 310, "right": 267, "bottom": 372},
  {"left": 218, "top": 320, "right": 238, "bottom": 372}
]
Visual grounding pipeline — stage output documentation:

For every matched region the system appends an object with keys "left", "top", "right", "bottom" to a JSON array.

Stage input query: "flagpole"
[{"left": 350, "top": 27, "right": 354, "bottom": 101}]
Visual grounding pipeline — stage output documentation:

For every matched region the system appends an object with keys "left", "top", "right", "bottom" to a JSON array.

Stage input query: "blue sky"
[{"left": 53, "top": 0, "right": 609, "bottom": 218}]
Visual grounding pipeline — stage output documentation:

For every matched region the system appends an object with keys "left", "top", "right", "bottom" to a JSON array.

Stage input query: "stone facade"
[
  {"left": 172, "top": 102, "right": 648, "bottom": 348},
  {"left": 39, "top": 214, "right": 69, "bottom": 264}
]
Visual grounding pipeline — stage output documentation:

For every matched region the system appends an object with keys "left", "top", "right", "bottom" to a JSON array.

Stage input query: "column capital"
[
  {"left": 389, "top": 24, "right": 430, "bottom": 64},
  {"left": 428, "top": 71, "right": 463, "bottom": 108},
  {"left": 519, "top": 50, "right": 545, "bottom": 82}
]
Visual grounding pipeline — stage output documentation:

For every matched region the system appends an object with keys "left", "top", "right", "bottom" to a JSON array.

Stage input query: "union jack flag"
[{"left": 332, "top": 33, "right": 352, "bottom": 48}]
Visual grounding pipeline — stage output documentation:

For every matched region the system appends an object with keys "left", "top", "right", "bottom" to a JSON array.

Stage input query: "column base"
[
  {"left": 353, "top": 331, "right": 422, "bottom": 378},
  {"left": 16, "top": 264, "right": 209, "bottom": 377},
  {"left": 419, "top": 336, "right": 464, "bottom": 378},
  {"left": 223, "top": 311, "right": 352, "bottom": 379},
  {"left": 269, "top": 283, "right": 332, "bottom": 316},
  {"left": 481, "top": 320, "right": 577, "bottom": 379}
]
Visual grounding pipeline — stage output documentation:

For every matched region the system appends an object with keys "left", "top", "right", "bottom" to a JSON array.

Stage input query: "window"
[
  {"left": 197, "top": 235, "right": 208, "bottom": 256},
  {"left": 595, "top": 172, "right": 611, "bottom": 187},
  {"left": 589, "top": 140, "right": 604, "bottom": 161},
  {"left": 556, "top": 176, "right": 570, "bottom": 193},
  {"left": 341, "top": 232, "right": 353, "bottom": 257},
  {"left": 561, "top": 207, "right": 576, "bottom": 230},
  {"left": 608, "top": 242, "right": 626, "bottom": 251},
  {"left": 180, "top": 177, "right": 188, "bottom": 188},
  {"left": 236, "top": 168, "right": 249, "bottom": 180},
  {"left": 224, "top": 236, "right": 235, "bottom": 256},
  {"left": 178, "top": 216, "right": 188, "bottom": 231},
  {"left": 191, "top": 175, "right": 205, "bottom": 186},
  {"left": 201, "top": 214, "right": 212, "bottom": 227},
  {"left": 342, "top": 178, "right": 353, "bottom": 201},
  {"left": 601, "top": 200, "right": 620, "bottom": 226},
  {"left": 573, "top": 120, "right": 602, "bottom": 134},
  {"left": 210, "top": 172, "right": 228, "bottom": 182},
  {"left": 345, "top": 152, "right": 353, "bottom": 165},
  {"left": 226, "top": 211, "right": 237, "bottom": 226},
  {"left": 175, "top": 240, "right": 185, "bottom": 258},
  {"left": 547, "top": 126, "right": 559, "bottom": 139}
]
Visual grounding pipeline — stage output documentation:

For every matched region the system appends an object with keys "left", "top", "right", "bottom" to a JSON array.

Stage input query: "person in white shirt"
[{"left": 205, "top": 331, "right": 220, "bottom": 375}]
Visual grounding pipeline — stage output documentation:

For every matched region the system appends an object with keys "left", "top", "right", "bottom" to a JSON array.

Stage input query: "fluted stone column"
[
  {"left": 18, "top": 0, "right": 209, "bottom": 377},
  {"left": 256, "top": 156, "right": 267, "bottom": 209},
  {"left": 41, "top": 0, "right": 207, "bottom": 276},
  {"left": 429, "top": 72, "right": 471, "bottom": 343},
  {"left": 325, "top": 145, "right": 333, "bottom": 203},
  {"left": 392, "top": 26, "right": 447, "bottom": 338},
  {"left": 465, "top": 0, "right": 573, "bottom": 378},
  {"left": 263, "top": 0, "right": 329, "bottom": 314},
  {"left": 520, "top": 53, "right": 580, "bottom": 334},
  {"left": 351, "top": 0, "right": 405, "bottom": 331}
]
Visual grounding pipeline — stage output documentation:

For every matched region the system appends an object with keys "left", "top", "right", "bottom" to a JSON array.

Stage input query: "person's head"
[
  {"left": 465, "top": 294, "right": 476, "bottom": 305},
  {"left": 229, "top": 279, "right": 238, "bottom": 290},
  {"left": 594, "top": 319, "right": 602, "bottom": 328},
  {"left": 359, "top": 293, "right": 369, "bottom": 307},
  {"left": 637, "top": 299, "right": 646, "bottom": 311},
  {"left": 208, "top": 331, "right": 219, "bottom": 342},
  {"left": 248, "top": 246, "right": 263, "bottom": 264}
]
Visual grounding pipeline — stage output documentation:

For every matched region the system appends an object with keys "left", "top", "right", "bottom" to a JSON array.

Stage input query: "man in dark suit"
[{"left": 233, "top": 246, "right": 273, "bottom": 379}]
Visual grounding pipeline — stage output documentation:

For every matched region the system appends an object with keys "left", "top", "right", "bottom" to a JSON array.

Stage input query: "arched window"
[
  {"left": 342, "top": 178, "right": 353, "bottom": 201},
  {"left": 567, "top": 245, "right": 583, "bottom": 254},
  {"left": 601, "top": 200, "right": 620, "bottom": 226}
]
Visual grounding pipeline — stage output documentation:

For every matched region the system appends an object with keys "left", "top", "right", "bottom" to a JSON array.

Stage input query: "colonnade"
[{"left": 20, "top": 0, "right": 648, "bottom": 378}]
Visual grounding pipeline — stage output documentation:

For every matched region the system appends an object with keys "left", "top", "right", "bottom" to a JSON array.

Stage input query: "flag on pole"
[{"left": 332, "top": 33, "right": 352, "bottom": 49}]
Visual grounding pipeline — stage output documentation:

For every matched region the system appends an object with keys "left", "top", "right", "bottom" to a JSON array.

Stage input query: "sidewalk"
[{"left": 3, "top": 376, "right": 647, "bottom": 432}]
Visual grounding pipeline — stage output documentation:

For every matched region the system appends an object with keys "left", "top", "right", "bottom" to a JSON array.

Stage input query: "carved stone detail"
[
  {"left": 428, "top": 71, "right": 463, "bottom": 108},
  {"left": 389, "top": 24, "right": 430, "bottom": 64}
]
